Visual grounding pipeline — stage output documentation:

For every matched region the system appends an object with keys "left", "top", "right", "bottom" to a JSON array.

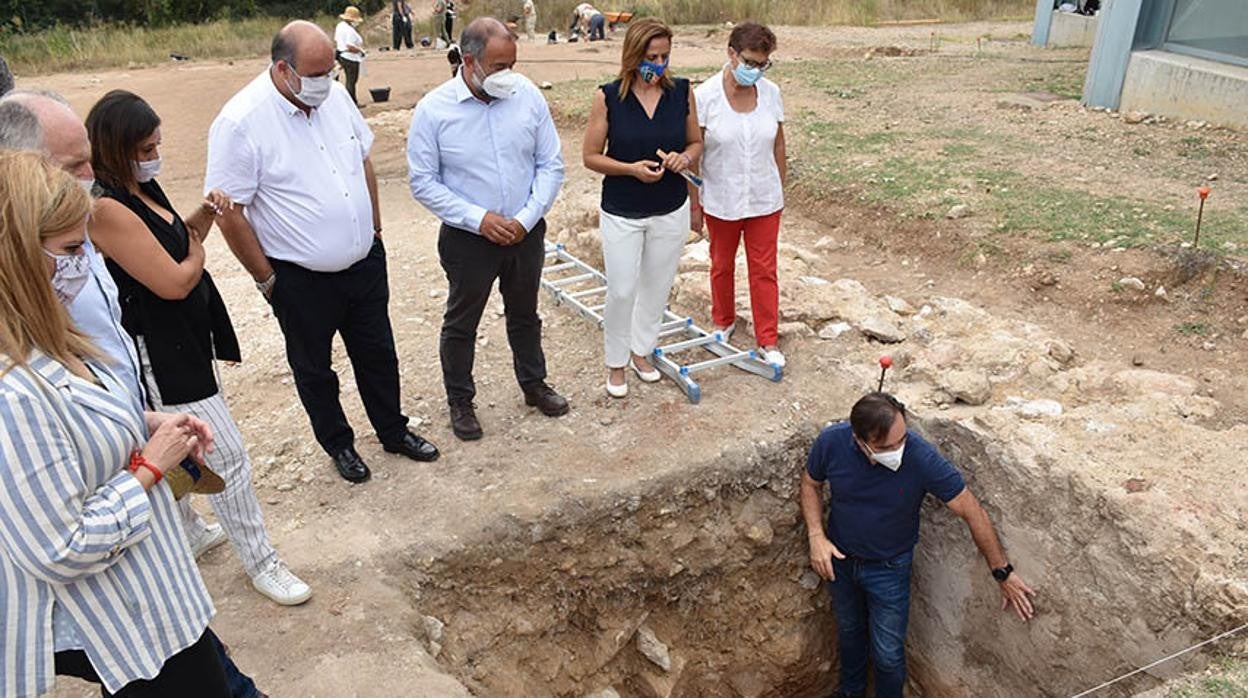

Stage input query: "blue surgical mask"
[
  {"left": 732, "top": 62, "right": 763, "bottom": 87},
  {"left": 638, "top": 59, "right": 668, "bottom": 84}
]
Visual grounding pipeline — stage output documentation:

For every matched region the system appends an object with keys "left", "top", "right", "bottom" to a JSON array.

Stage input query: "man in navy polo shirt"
[{"left": 800, "top": 393, "right": 1036, "bottom": 698}]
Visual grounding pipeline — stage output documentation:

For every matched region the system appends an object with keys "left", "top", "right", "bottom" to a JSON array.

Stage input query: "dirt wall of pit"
[{"left": 394, "top": 405, "right": 1245, "bottom": 697}]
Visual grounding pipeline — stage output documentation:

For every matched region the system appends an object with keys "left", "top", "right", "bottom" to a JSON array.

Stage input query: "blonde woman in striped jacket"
[{"left": 0, "top": 152, "right": 230, "bottom": 697}]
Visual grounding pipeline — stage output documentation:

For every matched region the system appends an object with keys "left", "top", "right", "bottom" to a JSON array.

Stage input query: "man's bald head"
[
  {"left": 0, "top": 91, "right": 92, "bottom": 180},
  {"left": 271, "top": 20, "right": 335, "bottom": 73},
  {"left": 461, "top": 17, "right": 515, "bottom": 62}
]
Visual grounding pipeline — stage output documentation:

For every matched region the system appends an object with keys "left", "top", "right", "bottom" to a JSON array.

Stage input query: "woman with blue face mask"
[
  {"left": 692, "top": 22, "right": 788, "bottom": 369},
  {"left": 84, "top": 90, "right": 313, "bottom": 609},
  {"left": 583, "top": 17, "right": 704, "bottom": 398}
]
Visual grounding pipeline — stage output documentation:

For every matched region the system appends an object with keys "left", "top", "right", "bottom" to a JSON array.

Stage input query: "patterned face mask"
[
  {"left": 44, "top": 249, "right": 92, "bottom": 305},
  {"left": 638, "top": 59, "right": 669, "bottom": 84}
]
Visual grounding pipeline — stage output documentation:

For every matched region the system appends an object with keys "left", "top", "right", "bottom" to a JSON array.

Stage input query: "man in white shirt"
[
  {"left": 407, "top": 17, "right": 566, "bottom": 441},
  {"left": 207, "top": 21, "right": 439, "bottom": 483}
]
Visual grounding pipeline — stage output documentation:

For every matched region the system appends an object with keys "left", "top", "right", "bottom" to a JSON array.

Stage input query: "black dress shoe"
[
  {"left": 449, "top": 401, "right": 483, "bottom": 441},
  {"left": 331, "top": 446, "right": 371, "bottom": 483},
  {"left": 383, "top": 430, "right": 440, "bottom": 462},
  {"left": 523, "top": 382, "right": 569, "bottom": 417}
]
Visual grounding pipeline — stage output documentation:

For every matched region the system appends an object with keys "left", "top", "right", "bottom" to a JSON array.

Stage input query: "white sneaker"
[
  {"left": 629, "top": 357, "right": 661, "bottom": 383},
  {"left": 606, "top": 371, "right": 629, "bottom": 398},
  {"left": 251, "top": 560, "right": 312, "bottom": 606},
  {"left": 188, "top": 523, "right": 228, "bottom": 560},
  {"left": 760, "top": 347, "right": 787, "bottom": 368}
]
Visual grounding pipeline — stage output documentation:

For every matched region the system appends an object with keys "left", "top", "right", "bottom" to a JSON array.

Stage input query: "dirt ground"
[{"left": 29, "top": 20, "right": 1246, "bottom": 697}]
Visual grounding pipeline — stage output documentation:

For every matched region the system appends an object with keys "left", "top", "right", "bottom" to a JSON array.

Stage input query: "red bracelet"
[{"left": 129, "top": 451, "right": 162, "bottom": 484}]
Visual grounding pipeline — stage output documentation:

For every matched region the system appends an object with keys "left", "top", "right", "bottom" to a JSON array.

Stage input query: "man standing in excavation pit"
[{"left": 800, "top": 392, "right": 1036, "bottom": 698}]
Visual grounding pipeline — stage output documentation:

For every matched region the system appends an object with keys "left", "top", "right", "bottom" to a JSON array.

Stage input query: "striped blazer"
[{"left": 0, "top": 351, "right": 214, "bottom": 697}]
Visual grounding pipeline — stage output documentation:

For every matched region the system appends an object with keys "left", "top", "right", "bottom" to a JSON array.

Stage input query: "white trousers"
[
  {"left": 138, "top": 339, "right": 277, "bottom": 578},
  {"left": 600, "top": 200, "right": 690, "bottom": 368}
]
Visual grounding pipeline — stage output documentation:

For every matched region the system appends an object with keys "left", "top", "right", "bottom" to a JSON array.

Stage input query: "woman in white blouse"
[
  {"left": 0, "top": 152, "right": 229, "bottom": 696},
  {"left": 693, "top": 22, "right": 788, "bottom": 368},
  {"left": 335, "top": 6, "right": 367, "bottom": 106}
]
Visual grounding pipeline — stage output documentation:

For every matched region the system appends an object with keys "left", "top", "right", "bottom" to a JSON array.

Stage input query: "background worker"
[{"left": 336, "top": 6, "right": 367, "bottom": 106}]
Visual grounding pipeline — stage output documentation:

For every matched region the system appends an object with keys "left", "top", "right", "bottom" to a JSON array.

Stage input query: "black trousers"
[
  {"left": 269, "top": 239, "right": 409, "bottom": 454},
  {"left": 337, "top": 56, "right": 360, "bottom": 105},
  {"left": 392, "top": 13, "right": 413, "bottom": 49},
  {"left": 55, "top": 628, "right": 229, "bottom": 697},
  {"left": 438, "top": 220, "right": 547, "bottom": 405}
]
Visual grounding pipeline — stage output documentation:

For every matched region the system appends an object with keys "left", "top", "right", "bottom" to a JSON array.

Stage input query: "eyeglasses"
[{"left": 731, "top": 49, "right": 772, "bottom": 71}]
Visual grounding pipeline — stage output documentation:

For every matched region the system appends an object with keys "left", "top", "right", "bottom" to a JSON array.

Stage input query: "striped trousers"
[{"left": 138, "top": 340, "right": 277, "bottom": 578}]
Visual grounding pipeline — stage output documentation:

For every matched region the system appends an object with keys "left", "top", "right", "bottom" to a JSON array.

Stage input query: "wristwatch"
[
  {"left": 256, "top": 272, "right": 276, "bottom": 298},
  {"left": 991, "top": 563, "right": 1014, "bottom": 582}
]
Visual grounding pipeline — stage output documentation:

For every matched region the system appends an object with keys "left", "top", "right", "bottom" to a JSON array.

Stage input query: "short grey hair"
[
  {"left": 2, "top": 88, "right": 70, "bottom": 106},
  {"left": 0, "top": 55, "right": 13, "bottom": 97},
  {"left": 0, "top": 99, "right": 43, "bottom": 151},
  {"left": 460, "top": 17, "right": 512, "bottom": 62}
]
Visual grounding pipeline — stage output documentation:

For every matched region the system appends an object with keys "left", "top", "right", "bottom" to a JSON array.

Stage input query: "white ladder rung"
[
  {"left": 681, "top": 351, "right": 755, "bottom": 375},
  {"left": 655, "top": 333, "right": 723, "bottom": 356},
  {"left": 549, "top": 272, "right": 598, "bottom": 288},
  {"left": 568, "top": 286, "right": 608, "bottom": 299},
  {"left": 543, "top": 261, "right": 579, "bottom": 274}
]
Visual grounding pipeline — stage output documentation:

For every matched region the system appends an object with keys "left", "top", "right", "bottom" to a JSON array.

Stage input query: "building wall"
[{"left": 1118, "top": 49, "right": 1248, "bottom": 128}]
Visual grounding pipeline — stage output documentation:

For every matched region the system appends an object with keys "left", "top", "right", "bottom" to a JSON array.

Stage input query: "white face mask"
[
  {"left": 285, "top": 67, "right": 334, "bottom": 107},
  {"left": 133, "top": 157, "right": 161, "bottom": 183},
  {"left": 78, "top": 178, "right": 96, "bottom": 196},
  {"left": 474, "top": 64, "right": 521, "bottom": 100},
  {"left": 44, "top": 249, "right": 92, "bottom": 306},
  {"left": 869, "top": 442, "right": 905, "bottom": 471}
]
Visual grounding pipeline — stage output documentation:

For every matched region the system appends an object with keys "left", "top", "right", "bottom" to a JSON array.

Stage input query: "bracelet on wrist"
[{"left": 129, "top": 451, "right": 162, "bottom": 484}]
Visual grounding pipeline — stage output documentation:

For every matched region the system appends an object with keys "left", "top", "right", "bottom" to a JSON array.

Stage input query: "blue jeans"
[{"left": 829, "top": 549, "right": 913, "bottom": 698}]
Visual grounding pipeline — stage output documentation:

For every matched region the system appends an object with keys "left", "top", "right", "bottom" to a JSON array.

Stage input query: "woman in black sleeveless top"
[
  {"left": 583, "top": 18, "right": 703, "bottom": 398},
  {"left": 85, "top": 90, "right": 312, "bottom": 608}
]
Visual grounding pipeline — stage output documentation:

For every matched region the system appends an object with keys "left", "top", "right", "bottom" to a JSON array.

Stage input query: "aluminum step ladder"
[{"left": 540, "top": 242, "right": 782, "bottom": 403}]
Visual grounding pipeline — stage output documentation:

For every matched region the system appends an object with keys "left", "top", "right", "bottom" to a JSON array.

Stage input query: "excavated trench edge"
[{"left": 393, "top": 417, "right": 1234, "bottom": 697}]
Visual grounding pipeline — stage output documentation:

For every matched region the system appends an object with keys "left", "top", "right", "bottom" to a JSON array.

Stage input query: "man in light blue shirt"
[{"left": 407, "top": 16, "right": 567, "bottom": 441}]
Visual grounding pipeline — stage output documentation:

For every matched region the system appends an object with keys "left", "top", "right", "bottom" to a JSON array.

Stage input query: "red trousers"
[{"left": 706, "top": 209, "right": 782, "bottom": 347}]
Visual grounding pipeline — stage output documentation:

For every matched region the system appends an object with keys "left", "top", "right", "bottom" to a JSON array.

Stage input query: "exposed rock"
[
  {"left": 885, "top": 296, "right": 917, "bottom": 315},
  {"left": 1154, "top": 285, "right": 1167, "bottom": 298},
  {"left": 585, "top": 689, "right": 621, "bottom": 698},
  {"left": 1123, "top": 110, "right": 1149, "bottom": 124},
  {"left": 940, "top": 370, "right": 992, "bottom": 405},
  {"left": 818, "top": 321, "right": 853, "bottom": 340},
  {"left": 636, "top": 655, "right": 686, "bottom": 698},
  {"left": 859, "top": 315, "right": 906, "bottom": 343},
  {"left": 799, "top": 570, "right": 822, "bottom": 590},
  {"left": 1117, "top": 277, "right": 1146, "bottom": 292},
  {"left": 744, "top": 520, "right": 774, "bottom": 547},
  {"left": 679, "top": 240, "right": 711, "bottom": 273},
  {"left": 778, "top": 322, "right": 815, "bottom": 339},
  {"left": 777, "top": 242, "right": 823, "bottom": 266},
  {"left": 946, "top": 204, "right": 971, "bottom": 220},
  {"left": 636, "top": 625, "right": 672, "bottom": 672},
  {"left": 1046, "top": 340, "right": 1076, "bottom": 365},
  {"left": 813, "top": 235, "right": 836, "bottom": 251},
  {"left": 1003, "top": 396, "right": 1064, "bottom": 418},
  {"left": 782, "top": 277, "right": 900, "bottom": 328},
  {"left": 1112, "top": 369, "right": 1197, "bottom": 398},
  {"left": 728, "top": 670, "right": 769, "bottom": 698}
]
